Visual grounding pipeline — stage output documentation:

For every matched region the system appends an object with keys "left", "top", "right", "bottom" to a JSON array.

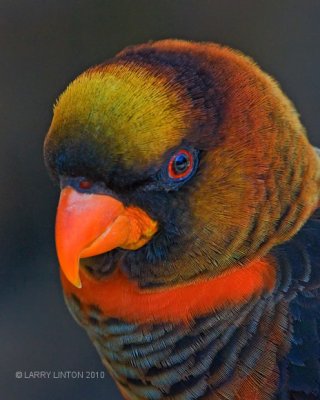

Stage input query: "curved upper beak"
[{"left": 55, "top": 187, "right": 158, "bottom": 288}]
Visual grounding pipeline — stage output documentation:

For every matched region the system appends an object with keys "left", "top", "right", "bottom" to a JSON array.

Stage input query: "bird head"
[{"left": 44, "top": 40, "right": 320, "bottom": 290}]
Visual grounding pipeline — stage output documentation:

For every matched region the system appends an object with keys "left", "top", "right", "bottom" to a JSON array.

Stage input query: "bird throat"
[
  {"left": 60, "top": 258, "right": 276, "bottom": 324},
  {"left": 61, "top": 256, "right": 292, "bottom": 399}
]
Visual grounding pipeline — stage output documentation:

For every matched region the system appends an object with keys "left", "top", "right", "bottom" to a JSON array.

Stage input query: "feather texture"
[{"left": 44, "top": 40, "right": 320, "bottom": 399}]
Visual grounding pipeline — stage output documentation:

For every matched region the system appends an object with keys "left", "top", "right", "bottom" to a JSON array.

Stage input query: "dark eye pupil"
[{"left": 173, "top": 154, "right": 190, "bottom": 174}]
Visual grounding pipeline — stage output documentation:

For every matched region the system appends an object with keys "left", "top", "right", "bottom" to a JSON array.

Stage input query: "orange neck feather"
[{"left": 61, "top": 258, "right": 276, "bottom": 324}]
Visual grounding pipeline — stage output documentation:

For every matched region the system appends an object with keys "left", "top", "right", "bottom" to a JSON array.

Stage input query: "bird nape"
[{"left": 43, "top": 39, "right": 320, "bottom": 400}]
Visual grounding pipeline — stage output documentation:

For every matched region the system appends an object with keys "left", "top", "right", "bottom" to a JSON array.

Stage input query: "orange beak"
[{"left": 55, "top": 187, "right": 158, "bottom": 288}]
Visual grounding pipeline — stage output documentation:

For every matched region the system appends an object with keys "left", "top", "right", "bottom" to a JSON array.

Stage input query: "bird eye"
[
  {"left": 79, "top": 179, "right": 93, "bottom": 190},
  {"left": 168, "top": 149, "right": 194, "bottom": 180}
]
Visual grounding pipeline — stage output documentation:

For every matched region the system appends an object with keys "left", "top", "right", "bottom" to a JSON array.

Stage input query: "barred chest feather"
[{"left": 66, "top": 291, "right": 291, "bottom": 400}]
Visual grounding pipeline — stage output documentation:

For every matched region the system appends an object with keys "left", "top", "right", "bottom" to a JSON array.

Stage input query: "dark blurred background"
[{"left": 1, "top": 1, "right": 319, "bottom": 399}]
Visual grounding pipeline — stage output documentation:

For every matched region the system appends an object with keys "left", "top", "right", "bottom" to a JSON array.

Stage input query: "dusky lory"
[{"left": 44, "top": 40, "right": 320, "bottom": 399}]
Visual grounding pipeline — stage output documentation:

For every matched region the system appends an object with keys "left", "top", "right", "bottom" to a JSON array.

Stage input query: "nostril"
[{"left": 79, "top": 179, "right": 93, "bottom": 190}]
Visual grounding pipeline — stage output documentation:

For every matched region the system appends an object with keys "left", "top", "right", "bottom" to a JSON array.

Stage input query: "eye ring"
[{"left": 168, "top": 149, "right": 194, "bottom": 180}]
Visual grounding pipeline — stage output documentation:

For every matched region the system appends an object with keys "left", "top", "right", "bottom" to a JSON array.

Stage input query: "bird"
[{"left": 44, "top": 39, "right": 320, "bottom": 399}]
